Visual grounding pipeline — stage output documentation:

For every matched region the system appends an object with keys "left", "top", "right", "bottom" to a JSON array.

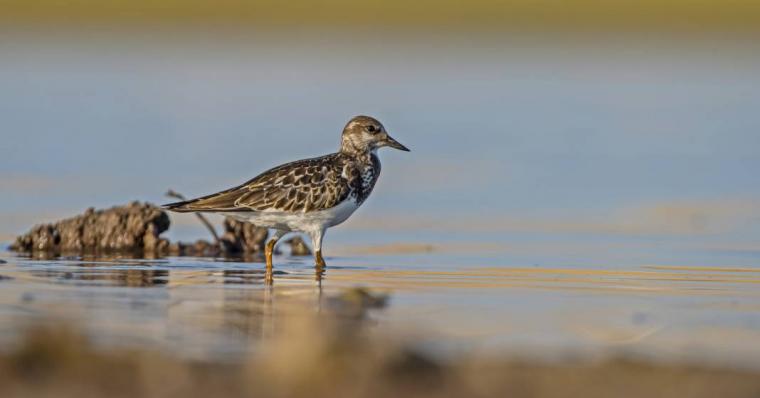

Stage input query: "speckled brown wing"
[{"left": 164, "top": 154, "right": 354, "bottom": 213}]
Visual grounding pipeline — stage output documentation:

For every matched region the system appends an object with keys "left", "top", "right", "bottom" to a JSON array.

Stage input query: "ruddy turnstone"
[{"left": 163, "top": 115, "right": 409, "bottom": 283}]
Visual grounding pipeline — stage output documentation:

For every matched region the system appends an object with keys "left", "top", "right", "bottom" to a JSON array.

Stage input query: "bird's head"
[{"left": 340, "top": 115, "right": 410, "bottom": 155}]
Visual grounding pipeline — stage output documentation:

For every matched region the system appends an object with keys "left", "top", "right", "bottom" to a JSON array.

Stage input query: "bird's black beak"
[{"left": 383, "top": 134, "right": 410, "bottom": 152}]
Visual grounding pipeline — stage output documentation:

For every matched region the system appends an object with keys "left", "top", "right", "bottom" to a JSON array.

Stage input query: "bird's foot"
[{"left": 315, "top": 250, "right": 326, "bottom": 268}]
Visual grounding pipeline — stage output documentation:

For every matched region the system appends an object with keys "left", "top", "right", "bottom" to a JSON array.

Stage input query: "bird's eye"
[{"left": 367, "top": 125, "right": 377, "bottom": 133}]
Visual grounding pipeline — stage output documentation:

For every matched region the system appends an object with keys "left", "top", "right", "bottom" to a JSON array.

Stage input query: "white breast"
[{"left": 223, "top": 198, "right": 360, "bottom": 233}]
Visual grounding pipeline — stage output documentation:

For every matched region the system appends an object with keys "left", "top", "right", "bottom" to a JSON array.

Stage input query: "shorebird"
[{"left": 163, "top": 115, "right": 409, "bottom": 283}]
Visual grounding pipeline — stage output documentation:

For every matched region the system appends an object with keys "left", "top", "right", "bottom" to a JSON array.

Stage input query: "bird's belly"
[{"left": 222, "top": 199, "right": 359, "bottom": 232}]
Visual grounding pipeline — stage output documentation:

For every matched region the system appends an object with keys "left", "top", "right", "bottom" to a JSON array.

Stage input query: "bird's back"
[{"left": 163, "top": 151, "right": 380, "bottom": 214}]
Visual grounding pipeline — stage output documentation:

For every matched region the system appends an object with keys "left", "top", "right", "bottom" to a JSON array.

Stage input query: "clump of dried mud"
[
  {"left": 9, "top": 202, "right": 309, "bottom": 257},
  {"left": 165, "top": 217, "right": 271, "bottom": 257},
  {"left": 10, "top": 202, "right": 171, "bottom": 254}
]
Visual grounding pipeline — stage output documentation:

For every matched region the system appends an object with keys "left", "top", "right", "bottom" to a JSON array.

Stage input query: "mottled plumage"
[
  {"left": 163, "top": 115, "right": 409, "bottom": 283},
  {"left": 165, "top": 151, "right": 380, "bottom": 214}
]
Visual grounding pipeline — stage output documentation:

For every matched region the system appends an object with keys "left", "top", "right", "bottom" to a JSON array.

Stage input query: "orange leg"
[
  {"left": 264, "top": 230, "right": 286, "bottom": 285},
  {"left": 265, "top": 238, "right": 276, "bottom": 285},
  {"left": 314, "top": 250, "right": 326, "bottom": 284},
  {"left": 309, "top": 230, "right": 327, "bottom": 283},
  {"left": 315, "top": 250, "right": 326, "bottom": 267}
]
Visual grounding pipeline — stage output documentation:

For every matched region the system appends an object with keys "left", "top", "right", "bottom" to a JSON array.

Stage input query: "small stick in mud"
[{"left": 165, "top": 189, "right": 220, "bottom": 244}]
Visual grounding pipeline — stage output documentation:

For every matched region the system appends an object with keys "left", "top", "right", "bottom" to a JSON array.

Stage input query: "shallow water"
[{"left": 1, "top": 247, "right": 759, "bottom": 369}]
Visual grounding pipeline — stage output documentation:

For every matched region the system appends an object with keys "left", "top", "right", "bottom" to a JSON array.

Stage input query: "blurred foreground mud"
[
  {"left": 2, "top": 314, "right": 760, "bottom": 398},
  {"left": 9, "top": 202, "right": 309, "bottom": 257}
]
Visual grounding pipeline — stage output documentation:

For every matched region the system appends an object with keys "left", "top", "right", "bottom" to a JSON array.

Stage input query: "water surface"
[{"left": 1, "top": 248, "right": 759, "bottom": 368}]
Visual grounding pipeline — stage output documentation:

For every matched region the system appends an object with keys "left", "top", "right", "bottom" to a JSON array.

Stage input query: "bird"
[{"left": 162, "top": 115, "right": 409, "bottom": 283}]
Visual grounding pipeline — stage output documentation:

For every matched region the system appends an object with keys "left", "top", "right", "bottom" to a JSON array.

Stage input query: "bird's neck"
[{"left": 340, "top": 142, "right": 375, "bottom": 163}]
